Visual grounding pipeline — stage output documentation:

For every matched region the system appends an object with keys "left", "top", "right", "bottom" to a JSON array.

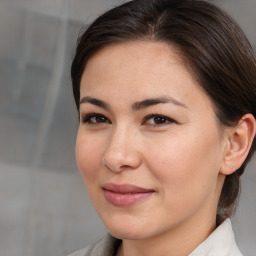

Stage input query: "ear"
[{"left": 220, "top": 113, "right": 256, "bottom": 175}]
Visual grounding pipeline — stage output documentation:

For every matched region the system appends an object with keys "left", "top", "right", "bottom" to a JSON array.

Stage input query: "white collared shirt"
[
  {"left": 68, "top": 218, "right": 243, "bottom": 256},
  {"left": 189, "top": 218, "right": 243, "bottom": 256}
]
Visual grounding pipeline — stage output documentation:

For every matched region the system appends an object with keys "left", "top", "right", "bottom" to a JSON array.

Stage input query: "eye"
[
  {"left": 81, "top": 113, "right": 110, "bottom": 125},
  {"left": 143, "top": 114, "right": 176, "bottom": 125}
]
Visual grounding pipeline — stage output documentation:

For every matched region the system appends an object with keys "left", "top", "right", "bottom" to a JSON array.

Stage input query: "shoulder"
[
  {"left": 66, "top": 246, "right": 91, "bottom": 256},
  {"left": 66, "top": 234, "right": 121, "bottom": 256}
]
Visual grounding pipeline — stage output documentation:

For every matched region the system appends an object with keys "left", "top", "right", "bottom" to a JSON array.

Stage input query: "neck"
[{"left": 117, "top": 208, "right": 217, "bottom": 256}]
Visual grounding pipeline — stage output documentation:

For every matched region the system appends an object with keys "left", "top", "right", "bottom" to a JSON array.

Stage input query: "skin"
[{"left": 76, "top": 41, "right": 254, "bottom": 256}]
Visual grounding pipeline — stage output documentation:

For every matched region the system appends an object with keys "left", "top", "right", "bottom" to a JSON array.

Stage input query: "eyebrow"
[
  {"left": 132, "top": 97, "right": 187, "bottom": 110},
  {"left": 79, "top": 96, "right": 187, "bottom": 110},
  {"left": 80, "top": 96, "right": 111, "bottom": 110}
]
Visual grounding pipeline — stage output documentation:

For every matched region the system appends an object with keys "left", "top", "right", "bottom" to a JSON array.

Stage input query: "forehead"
[
  {"left": 80, "top": 41, "right": 213, "bottom": 112},
  {"left": 83, "top": 41, "right": 184, "bottom": 78}
]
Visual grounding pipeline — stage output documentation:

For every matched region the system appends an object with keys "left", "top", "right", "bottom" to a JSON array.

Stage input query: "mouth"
[{"left": 102, "top": 183, "right": 155, "bottom": 207}]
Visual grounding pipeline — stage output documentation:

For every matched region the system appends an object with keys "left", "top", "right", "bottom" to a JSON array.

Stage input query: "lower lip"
[{"left": 103, "top": 190, "right": 154, "bottom": 207}]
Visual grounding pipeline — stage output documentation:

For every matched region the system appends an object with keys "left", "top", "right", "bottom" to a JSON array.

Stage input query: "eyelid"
[
  {"left": 142, "top": 114, "right": 176, "bottom": 125},
  {"left": 81, "top": 113, "right": 111, "bottom": 124},
  {"left": 80, "top": 112, "right": 176, "bottom": 126}
]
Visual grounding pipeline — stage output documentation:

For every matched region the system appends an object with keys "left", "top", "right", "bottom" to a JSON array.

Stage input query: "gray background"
[{"left": 0, "top": 0, "right": 255, "bottom": 255}]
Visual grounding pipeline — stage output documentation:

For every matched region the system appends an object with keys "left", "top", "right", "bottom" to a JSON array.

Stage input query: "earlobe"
[{"left": 220, "top": 113, "right": 256, "bottom": 175}]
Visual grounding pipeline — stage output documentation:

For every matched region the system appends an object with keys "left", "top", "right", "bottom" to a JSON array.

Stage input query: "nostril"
[
  {"left": 120, "top": 165, "right": 131, "bottom": 169},
  {"left": 102, "top": 149, "right": 142, "bottom": 173}
]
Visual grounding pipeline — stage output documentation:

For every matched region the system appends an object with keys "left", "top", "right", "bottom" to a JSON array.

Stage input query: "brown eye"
[
  {"left": 153, "top": 116, "right": 169, "bottom": 124},
  {"left": 143, "top": 114, "right": 175, "bottom": 125},
  {"left": 82, "top": 113, "right": 110, "bottom": 124}
]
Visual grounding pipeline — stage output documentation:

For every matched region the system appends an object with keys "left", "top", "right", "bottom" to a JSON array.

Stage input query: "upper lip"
[{"left": 102, "top": 183, "right": 154, "bottom": 193}]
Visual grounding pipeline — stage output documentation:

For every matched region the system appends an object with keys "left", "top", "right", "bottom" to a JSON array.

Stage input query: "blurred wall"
[{"left": 0, "top": 0, "right": 255, "bottom": 255}]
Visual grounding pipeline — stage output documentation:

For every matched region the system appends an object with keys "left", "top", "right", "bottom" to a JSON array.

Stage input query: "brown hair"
[{"left": 71, "top": 0, "right": 256, "bottom": 223}]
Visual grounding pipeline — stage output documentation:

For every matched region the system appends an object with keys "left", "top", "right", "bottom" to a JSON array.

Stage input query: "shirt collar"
[
  {"left": 189, "top": 218, "right": 243, "bottom": 256},
  {"left": 89, "top": 218, "right": 242, "bottom": 256}
]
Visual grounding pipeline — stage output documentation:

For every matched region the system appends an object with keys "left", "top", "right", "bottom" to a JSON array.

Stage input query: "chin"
[
  {"left": 109, "top": 227, "right": 147, "bottom": 240},
  {"left": 102, "top": 214, "right": 151, "bottom": 240}
]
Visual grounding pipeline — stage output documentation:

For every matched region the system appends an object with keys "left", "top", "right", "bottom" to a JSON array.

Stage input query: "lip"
[{"left": 102, "top": 183, "right": 155, "bottom": 207}]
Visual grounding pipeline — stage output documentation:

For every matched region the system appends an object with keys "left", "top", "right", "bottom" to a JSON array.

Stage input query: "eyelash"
[
  {"left": 81, "top": 113, "right": 110, "bottom": 125},
  {"left": 142, "top": 114, "right": 176, "bottom": 126},
  {"left": 81, "top": 113, "right": 176, "bottom": 126}
]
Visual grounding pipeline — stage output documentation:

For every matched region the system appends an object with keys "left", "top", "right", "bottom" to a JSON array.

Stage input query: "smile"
[{"left": 102, "top": 183, "right": 155, "bottom": 207}]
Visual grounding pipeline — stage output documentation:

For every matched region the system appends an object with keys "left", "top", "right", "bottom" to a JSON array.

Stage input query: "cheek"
[
  {"left": 144, "top": 135, "right": 221, "bottom": 220},
  {"left": 76, "top": 131, "right": 104, "bottom": 182},
  {"left": 76, "top": 133, "right": 106, "bottom": 211},
  {"left": 144, "top": 131, "right": 221, "bottom": 192}
]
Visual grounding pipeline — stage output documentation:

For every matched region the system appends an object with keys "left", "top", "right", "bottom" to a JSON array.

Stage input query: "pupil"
[
  {"left": 96, "top": 116, "right": 105, "bottom": 123},
  {"left": 154, "top": 116, "right": 165, "bottom": 124}
]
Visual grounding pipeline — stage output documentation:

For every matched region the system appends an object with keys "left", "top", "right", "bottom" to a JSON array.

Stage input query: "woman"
[{"left": 69, "top": 0, "right": 256, "bottom": 255}]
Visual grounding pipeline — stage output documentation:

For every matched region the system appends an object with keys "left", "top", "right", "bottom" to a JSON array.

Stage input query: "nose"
[{"left": 102, "top": 127, "right": 142, "bottom": 173}]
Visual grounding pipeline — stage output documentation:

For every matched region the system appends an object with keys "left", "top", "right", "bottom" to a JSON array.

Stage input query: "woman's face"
[{"left": 76, "top": 41, "right": 228, "bottom": 240}]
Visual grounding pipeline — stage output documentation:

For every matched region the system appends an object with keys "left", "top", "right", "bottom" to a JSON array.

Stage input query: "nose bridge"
[
  {"left": 103, "top": 124, "right": 141, "bottom": 171},
  {"left": 111, "top": 124, "right": 132, "bottom": 148}
]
